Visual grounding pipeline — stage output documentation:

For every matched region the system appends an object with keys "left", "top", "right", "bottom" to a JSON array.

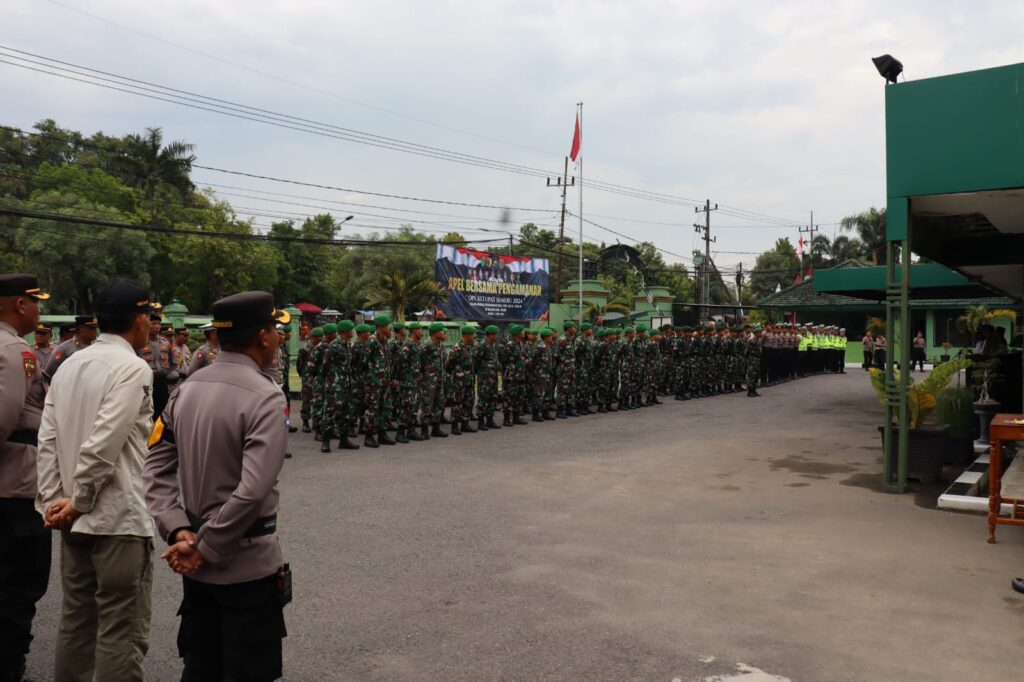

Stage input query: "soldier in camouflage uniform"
[
  {"left": 592, "top": 328, "right": 612, "bottom": 412},
  {"left": 646, "top": 328, "right": 663, "bottom": 405},
  {"left": 658, "top": 325, "right": 674, "bottom": 396},
  {"left": 522, "top": 328, "right": 542, "bottom": 421},
  {"left": 420, "top": 322, "right": 449, "bottom": 438},
  {"left": 732, "top": 327, "right": 748, "bottom": 392},
  {"left": 617, "top": 327, "right": 634, "bottom": 409},
  {"left": 539, "top": 328, "right": 557, "bottom": 419},
  {"left": 310, "top": 323, "right": 337, "bottom": 439},
  {"left": 575, "top": 322, "right": 596, "bottom": 414},
  {"left": 297, "top": 327, "right": 323, "bottom": 432},
  {"left": 446, "top": 325, "right": 477, "bottom": 435},
  {"left": 473, "top": 325, "right": 502, "bottom": 431},
  {"left": 499, "top": 324, "right": 528, "bottom": 427},
  {"left": 320, "top": 320, "right": 359, "bottom": 452},
  {"left": 349, "top": 323, "right": 373, "bottom": 435},
  {"left": 631, "top": 325, "right": 648, "bottom": 408},
  {"left": 394, "top": 322, "right": 426, "bottom": 442},
  {"left": 720, "top": 327, "right": 735, "bottom": 394},
  {"left": 554, "top": 321, "right": 578, "bottom": 417},
  {"left": 745, "top": 325, "right": 763, "bottom": 397},
  {"left": 358, "top": 315, "right": 396, "bottom": 448}
]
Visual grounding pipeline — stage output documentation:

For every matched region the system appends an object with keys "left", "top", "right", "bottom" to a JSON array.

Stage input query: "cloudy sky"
[{"left": 4, "top": 0, "right": 1023, "bottom": 276}]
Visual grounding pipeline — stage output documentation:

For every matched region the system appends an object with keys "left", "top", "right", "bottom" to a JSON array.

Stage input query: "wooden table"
[{"left": 987, "top": 413, "right": 1024, "bottom": 543}]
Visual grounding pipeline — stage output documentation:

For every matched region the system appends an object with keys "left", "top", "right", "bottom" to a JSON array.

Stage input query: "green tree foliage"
[
  {"left": 840, "top": 207, "right": 888, "bottom": 264},
  {"left": 750, "top": 238, "right": 800, "bottom": 299},
  {"left": 364, "top": 270, "right": 448, "bottom": 321}
]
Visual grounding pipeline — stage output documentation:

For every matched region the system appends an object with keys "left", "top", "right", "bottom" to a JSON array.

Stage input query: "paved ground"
[{"left": 26, "top": 372, "right": 1024, "bottom": 681}]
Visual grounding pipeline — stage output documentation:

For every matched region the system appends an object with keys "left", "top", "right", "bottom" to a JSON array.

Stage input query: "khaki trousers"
[{"left": 55, "top": 532, "right": 153, "bottom": 682}]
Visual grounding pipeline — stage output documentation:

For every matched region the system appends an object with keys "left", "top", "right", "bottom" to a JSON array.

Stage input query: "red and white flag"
[
  {"left": 569, "top": 114, "right": 581, "bottom": 162},
  {"left": 798, "top": 235, "right": 805, "bottom": 255}
]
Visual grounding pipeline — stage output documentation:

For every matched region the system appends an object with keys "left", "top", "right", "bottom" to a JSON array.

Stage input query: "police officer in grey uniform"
[
  {"left": 0, "top": 274, "right": 50, "bottom": 682},
  {"left": 140, "top": 313, "right": 179, "bottom": 417},
  {"left": 187, "top": 324, "right": 219, "bottom": 376},
  {"left": 145, "top": 291, "right": 291, "bottom": 682},
  {"left": 43, "top": 314, "right": 98, "bottom": 382},
  {"left": 31, "top": 323, "right": 54, "bottom": 370}
]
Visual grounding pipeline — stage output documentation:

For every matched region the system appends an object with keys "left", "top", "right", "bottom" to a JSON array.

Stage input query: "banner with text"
[{"left": 435, "top": 244, "right": 549, "bottom": 321}]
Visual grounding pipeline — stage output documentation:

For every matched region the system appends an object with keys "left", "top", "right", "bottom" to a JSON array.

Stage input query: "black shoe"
[
  {"left": 349, "top": 427, "right": 358, "bottom": 438},
  {"left": 441, "top": 415, "right": 452, "bottom": 425},
  {"left": 461, "top": 421, "right": 477, "bottom": 433},
  {"left": 477, "top": 418, "right": 489, "bottom": 432},
  {"left": 379, "top": 430, "right": 397, "bottom": 445},
  {"left": 567, "top": 407, "right": 578, "bottom": 417},
  {"left": 421, "top": 424, "right": 431, "bottom": 440},
  {"left": 395, "top": 429, "right": 409, "bottom": 444},
  {"left": 556, "top": 409, "right": 567, "bottom": 419},
  {"left": 339, "top": 435, "right": 360, "bottom": 450},
  {"left": 451, "top": 421, "right": 462, "bottom": 435},
  {"left": 408, "top": 428, "right": 425, "bottom": 441},
  {"left": 431, "top": 423, "right": 449, "bottom": 438},
  {"left": 609, "top": 403, "right": 619, "bottom": 412},
  {"left": 301, "top": 421, "right": 311, "bottom": 433},
  {"left": 581, "top": 404, "right": 594, "bottom": 415},
  {"left": 651, "top": 396, "right": 663, "bottom": 405},
  {"left": 597, "top": 404, "right": 607, "bottom": 413},
  {"left": 285, "top": 451, "right": 293, "bottom": 459},
  {"left": 674, "top": 394, "right": 684, "bottom": 401},
  {"left": 503, "top": 412, "right": 514, "bottom": 427},
  {"left": 532, "top": 410, "right": 544, "bottom": 422},
  {"left": 1012, "top": 578, "right": 1024, "bottom": 594},
  {"left": 513, "top": 412, "right": 528, "bottom": 425},
  {"left": 489, "top": 415, "right": 502, "bottom": 429},
  {"left": 543, "top": 409, "right": 555, "bottom": 421},
  {"left": 364, "top": 433, "right": 379, "bottom": 448},
  {"left": 747, "top": 390, "right": 761, "bottom": 397},
  {"left": 320, "top": 438, "right": 331, "bottom": 453},
  {"left": 313, "top": 431, "right": 322, "bottom": 442},
  {"left": 288, "top": 424, "right": 298, "bottom": 433}
]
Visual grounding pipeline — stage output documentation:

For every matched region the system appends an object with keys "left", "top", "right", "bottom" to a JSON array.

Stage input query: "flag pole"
[{"left": 577, "top": 101, "right": 583, "bottom": 322}]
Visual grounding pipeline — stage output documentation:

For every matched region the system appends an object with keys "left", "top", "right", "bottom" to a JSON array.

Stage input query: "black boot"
[
  {"left": 395, "top": 429, "right": 409, "bottom": 444},
  {"left": 477, "top": 418, "right": 489, "bottom": 432},
  {"left": 420, "top": 423, "right": 430, "bottom": 440},
  {"left": 651, "top": 395, "right": 663, "bottom": 405},
  {"left": 288, "top": 423, "right": 298, "bottom": 433},
  {"left": 364, "top": 433, "right": 379, "bottom": 448},
  {"left": 556, "top": 408, "right": 567, "bottom": 419},
  {"left": 513, "top": 411, "right": 527, "bottom": 425},
  {"left": 503, "top": 411, "right": 514, "bottom": 427},
  {"left": 597, "top": 403, "right": 607, "bottom": 413},
  {"left": 340, "top": 434, "right": 360, "bottom": 450},
  {"left": 313, "top": 431, "right": 322, "bottom": 442},
  {"left": 747, "top": 388, "right": 761, "bottom": 397},
  {"left": 441, "top": 414, "right": 452, "bottom": 425},
  {"left": 432, "top": 422, "right": 449, "bottom": 438},
  {"left": 321, "top": 437, "right": 332, "bottom": 453},
  {"left": 461, "top": 420, "right": 476, "bottom": 433},
  {"left": 408, "top": 425, "right": 425, "bottom": 441},
  {"left": 532, "top": 409, "right": 544, "bottom": 422},
  {"left": 608, "top": 402, "right": 618, "bottom": 412},
  {"left": 543, "top": 409, "right": 555, "bottom": 420},
  {"left": 567, "top": 407, "right": 579, "bottom": 417},
  {"left": 302, "top": 420, "right": 311, "bottom": 433},
  {"left": 379, "top": 430, "right": 397, "bottom": 445},
  {"left": 489, "top": 415, "right": 502, "bottom": 429},
  {"left": 451, "top": 421, "right": 462, "bottom": 435}
]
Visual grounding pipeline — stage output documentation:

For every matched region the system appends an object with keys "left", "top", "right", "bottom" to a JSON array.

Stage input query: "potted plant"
[
  {"left": 940, "top": 341, "right": 952, "bottom": 363},
  {"left": 936, "top": 385, "right": 975, "bottom": 466},
  {"left": 869, "top": 357, "right": 973, "bottom": 483},
  {"left": 971, "top": 359, "right": 1003, "bottom": 447}
]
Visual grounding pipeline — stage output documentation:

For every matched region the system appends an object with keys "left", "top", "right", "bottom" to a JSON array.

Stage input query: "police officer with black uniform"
[
  {"left": 145, "top": 291, "right": 291, "bottom": 682},
  {"left": 0, "top": 274, "right": 50, "bottom": 682}
]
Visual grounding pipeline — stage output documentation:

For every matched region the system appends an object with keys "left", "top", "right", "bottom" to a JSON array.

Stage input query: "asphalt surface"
[{"left": 26, "top": 371, "right": 1024, "bottom": 681}]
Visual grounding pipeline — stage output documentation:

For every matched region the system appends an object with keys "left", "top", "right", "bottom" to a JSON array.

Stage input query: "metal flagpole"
[{"left": 577, "top": 101, "right": 583, "bottom": 321}]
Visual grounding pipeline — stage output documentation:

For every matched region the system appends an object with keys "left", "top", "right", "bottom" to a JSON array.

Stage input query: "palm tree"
[
  {"left": 117, "top": 127, "right": 196, "bottom": 200},
  {"left": 828, "top": 234, "right": 864, "bottom": 263},
  {"left": 840, "top": 207, "right": 888, "bottom": 264},
  {"left": 364, "top": 271, "right": 448, "bottom": 321},
  {"left": 584, "top": 301, "right": 632, "bottom": 323},
  {"left": 809, "top": 234, "right": 832, "bottom": 268}
]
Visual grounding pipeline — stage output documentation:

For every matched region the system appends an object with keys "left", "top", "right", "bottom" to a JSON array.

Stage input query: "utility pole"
[
  {"left": 735, "top": 262, "right": 743, "bottom": 305},
  {"left": 693, "top": 199, "right": 718, "bottom": 321},
  {"left": 546, "top": 156, "right": 574, "bottom": 299},
  {"left": 798, "top": 210, "right": 816, "bottom": 281}
]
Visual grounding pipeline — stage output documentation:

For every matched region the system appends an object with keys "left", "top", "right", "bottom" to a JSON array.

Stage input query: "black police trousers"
[
  {"left": 178, "top": 574, "right": 286, "bottom": 682},
  {"left": 0, "top": 498, "right": 50, "bottom": 677}
]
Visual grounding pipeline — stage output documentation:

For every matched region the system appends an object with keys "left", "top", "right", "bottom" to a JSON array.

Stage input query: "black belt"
[
  {"left": 186, "top": 510, "right": 278, "bottom": 539},
  {"left": 6, "top": 429, "right": 38, "bottom": 447}
]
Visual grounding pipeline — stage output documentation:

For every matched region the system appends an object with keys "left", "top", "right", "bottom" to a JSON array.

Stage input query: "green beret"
[
  {"left": 407, "top": 322, "right": 422, "bottom": 331},
  {"left": 322, "top": 323, "right": 338, "bottom": 334},
  {"left": 580, "top": 322, "right": 593, "bottom": 331},
  {"left": 624, "top": 326, "right": 635, "bottom": 333},
  {"left": 374, "top": 314, "right": 391, "bottom": 327},
  {"left": 525, "top": 328, "right": 537, "bottom": 335},
  {"left": 508, "top": 323, "right": 523, "bottom": 336},
  {"left": 461, "top": 325, "right": 476, "bottom": 335},
  {"left": 596, "top": 328, "right": 606, "bottom": 337},
  {"left": 540, "top": 328, "right": 553, "bottom": 337},
  {"left": 392, "top": 321, "right": 406, "bottom": 331},
  {"left": 311, "top": 327, "right": 324, "bottom": 337},
  {"left": 563, "top": 320, "right": 576, "bottom": 330},
  {"left": 428, "top": 322, "right": 446, "bottom": 333},
  {"left": 485, "top": 324, "right": 499, "bottom": 334},
  {"left": 355, "top": 323, "right": 373, "bottom": 333},
  {"left": 753, "top": 325, "right": 764, "bottom": 334},
  {"left": 638, "top": 323, "right": 649, "bottom": 333},
  {"left": 337, "top": 320, "right": 355, "bottom": 332},
  {"left": 660, "top": 324, "right": 672, "bottom": 331},
  {"left": 681, "top": 326, "right": 693, "bottom": 332}
]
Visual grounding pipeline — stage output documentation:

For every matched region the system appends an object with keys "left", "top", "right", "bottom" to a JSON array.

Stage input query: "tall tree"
[
  {"left": 364, "top": 270, "right": 447, "bottom": 321},
  {"left": 750, "top": 238, "right": 801, "bottom": 299},
  {"left": 115, "top": 127, "right": 196, "bottom": 201},
  {"left": 840, "top": 207, "right": 888, "bottom": 264}
]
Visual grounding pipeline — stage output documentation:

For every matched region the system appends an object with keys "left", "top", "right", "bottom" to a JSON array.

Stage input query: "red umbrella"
[{"left": 294, "top": 302, "right": 322, "bottom": 314}]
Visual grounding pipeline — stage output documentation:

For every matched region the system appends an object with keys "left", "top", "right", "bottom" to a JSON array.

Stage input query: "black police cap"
[
  {"left": 74, "top": 315, "right": 98, "bottom": 327},
  {"left": 0, "top": 273, "right": 49, "bottom": 300},
  {"left": 212, "top": 291, "right": 290, "bottom": 330},
  {"left": 95, "top": 279, "right": 154, "bottom": 317}
]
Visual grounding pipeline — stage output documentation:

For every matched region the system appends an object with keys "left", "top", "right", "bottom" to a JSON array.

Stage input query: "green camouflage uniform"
[
  {"left": 555, "top": 333, "right": 577, "bottom": 410},
  {"left": 746, "top": 334, "right": 762, "bottom": 389},
  {"left": 575, "top": 333, "right": 595, "bottom": 409},
  {"left": 645, "top": 337, "right": 661, "bottom": 397},
  {"left": 446, "top": 341, "right": 475, "bottom": 423},
  {"left": 499, "top": 337, "right": 526, "bottom": 417},
  {"left": 618, "top": 337, "right": 633, "bottom": 404},
  {"left": 297, "top": 341, "right": 315, "bottom": 424},
  {"left": 420, "top": 338, "right": 447, "bottom": 424},
  {"left": 308, "top": 339, "right": 330, "bottom": 431},
  {"left": 395, "top": 337, "right": 422, "bottom": 431},
  {"left": 357, "top": 334, "right": 390, "bottom": 433},
  {"left": 325, "top": 337, "right": 355, "bottom": 437},
  {"left": 473, "top": 339, "right": 501, "bottom": 419}
]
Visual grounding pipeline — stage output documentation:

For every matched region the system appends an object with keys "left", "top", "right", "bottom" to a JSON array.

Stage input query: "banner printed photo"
[{"left": 435, "top": 244, "right": 550, "bottom": 321}]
